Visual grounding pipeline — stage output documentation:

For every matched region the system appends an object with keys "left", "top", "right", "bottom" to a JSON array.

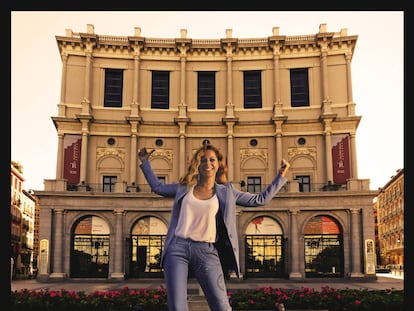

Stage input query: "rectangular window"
[
  {"left": 157, "top": 176, "right": 166, "bottom": 184},
  {"left": 247, "top": 176, "right": 262, "bottom": 193},
  {"left": 131, "top": 235, "right": 166, "bottom": 275},
  {"left": 197, "top": 71, "right": 216, "bottom": 109},
  {"left": 244, "top": 71, "right": 262, "bottom": 109},
  {"left": 103, "top": 176, "right": 117, "bottom": 192},
  {"left": 304, "top": 234, "right": 342, "bottom": 277},
  {"left": 296, "top": 175, "right": 311, "bottom": 192},
  {"left": 72, "top": 235, "right": 110, "bottom": 277},
  {"left": 151, "top": 71, "right": 170, "bottom": 109},
  {"left": 290, "top": 68, "right": 309, "bottom": 107},
  {"left": 245, "top": 235, "right": 283, "bottom": 276},
  {"left": 104, "top": 69, "right": 123, "bottom": 107}
]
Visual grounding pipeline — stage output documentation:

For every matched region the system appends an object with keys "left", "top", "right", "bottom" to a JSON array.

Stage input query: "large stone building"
[{"left": 35, "top": 24, "right": 378, "bottom": 282}]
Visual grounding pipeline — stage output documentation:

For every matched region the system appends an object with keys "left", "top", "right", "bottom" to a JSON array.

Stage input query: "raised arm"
[
  {"left": 279, "top": 158, "right": 290, "bottom": 177},
  {"left": 138, "top": 147, "right": 178, "bottom": 197},
  {"left": 138, "top": 147, "right": 155, "bottom": 163},
  {"left": 234, "top": 159, "right": 290, "bottom": 207}
]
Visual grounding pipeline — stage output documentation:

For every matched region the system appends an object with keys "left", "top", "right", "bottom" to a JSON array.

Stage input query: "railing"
[{"left": 65, "top": 181, "right": 348, "bottom": 193}]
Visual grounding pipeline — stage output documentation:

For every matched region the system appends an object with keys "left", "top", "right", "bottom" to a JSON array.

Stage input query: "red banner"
[
  {"left": 331, "top": 135, "right": 350, "bottom": 184},
  {"left": 63, "top": 135, "right": 82, "bottom": 184}
]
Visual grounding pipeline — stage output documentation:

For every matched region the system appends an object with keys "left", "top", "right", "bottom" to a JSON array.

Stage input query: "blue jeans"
[{"left": 163, "top": 236, "right": 232, "bottom": 311}]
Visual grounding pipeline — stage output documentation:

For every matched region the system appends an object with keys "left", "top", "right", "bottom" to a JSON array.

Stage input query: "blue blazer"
[{"left": 139, "top": 160, "right": 288, "bottom": 277}]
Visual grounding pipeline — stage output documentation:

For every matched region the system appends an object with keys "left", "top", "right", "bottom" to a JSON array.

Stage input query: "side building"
[
  {"left": 374, "top": 169, "right": 404, "bottom": 272},
  {"left": 11, "top": 162, "right": 38, "bottom": 279},
  {"left": 34, "top": 24, "right": 378, "bottom": 282}
]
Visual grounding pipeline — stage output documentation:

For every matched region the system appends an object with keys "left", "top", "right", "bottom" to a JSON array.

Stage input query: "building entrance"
[
  {"left": 244, "top": 216, "right": 285, "bottom": 277},
  {"left": 304, "top": 215, "right": 344, "bottom": 278},
  {"left": 70, "top": 216, "right": 110, "bottom": 278},
  {"left": 128, "top": 216, "right": 167, "bottom": 278}
]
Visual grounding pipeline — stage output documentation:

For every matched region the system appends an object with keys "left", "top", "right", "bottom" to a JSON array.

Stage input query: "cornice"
[{"left": 55, "top": 26, "right": 358, "bottom": 59}]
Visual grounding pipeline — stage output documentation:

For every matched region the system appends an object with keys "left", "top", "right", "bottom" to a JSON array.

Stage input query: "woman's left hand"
[
  {"left": 138, "top": 147, "right": 155, "bottom": 163},
  {"left": 279, "top": 159, "right": 290, "bottom": 177}
]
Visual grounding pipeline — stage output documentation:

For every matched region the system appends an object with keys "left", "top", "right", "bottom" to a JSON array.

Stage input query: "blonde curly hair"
[{"left": 179, "top": 144, "right": 228, "bottom": 185}]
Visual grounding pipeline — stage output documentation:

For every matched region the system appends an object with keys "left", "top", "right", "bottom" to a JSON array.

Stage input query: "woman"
[{"left": 138, "top": 144, "right": 289, "bottom": 311}]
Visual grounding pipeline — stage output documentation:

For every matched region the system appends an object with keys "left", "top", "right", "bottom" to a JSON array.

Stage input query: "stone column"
[
  {"left": 179, "top": 123, "right": 187, "bottom": 177},
  {"left": 49, "top": 208, "right": 66, "bottom": 280},
  {"left": 274, "top": 121, "right": 284, "bottom": 171},
  {"left": 177, "top": 51, "right": 189, "bottom": 119},
  {"left": 132, "top": 54, "right": 140, "bottom": 116},
  {"left": 56, "top": 134, "right": 64, "bottom": 179},
  {"left": 129, "top": 54, "right": 141, "bottom": 185},
  {"left": 350, "top": 133, "right": 358, "bottom": 179},
  {"left": 320, "top": 50, "right": 329, "bottom": 103},
  {"left": 349, "top": 208, "right": 364, "bottom": 277},
  {"left": 79, "top": 130, "right": 89, "bottom": 184},
  {"left": 271, "top": 46, "right": 285, "bottom": 169},
  {"left": 176, "top": 49, "right": 190, "bottom": 177},
  {"left": 58, "top": 54, "right": 68, "bottom": 117},
  {"left": 226, "top": 122, "right": 235, "bottom": 182},
  {"left": 324, "top": 124, "right": 334, "bottom": 183},
  {"left": 224, "top": 52, "right": 236, "bottom": 180},
  {"left": 225, "top": 56, "right": 235, "bottom": 117},
  {"left": 345, "top": 53, "right": 356, "bottom": 116},
  {"left": 289, "top": 209, "right": 303, "bottom": 279},
  {"left": 272, "top": 49, "right": 283, "bottom": 116},
  {"left": 111, "top": 209, "right": 125, "bottom": 280},
  {"left": 130, "top": 131, "right": 138, "bottom": 185},
  {"left": 84, "top": 52, "right": 92, "bottom": 102}
]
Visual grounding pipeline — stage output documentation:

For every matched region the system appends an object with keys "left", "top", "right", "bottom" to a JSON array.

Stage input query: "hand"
[
  {"left": 138, "top": 147, "right": 155, "bottom": 163},
  {"left": 279, "top": 159, "right": 290, "bottom": 177}
]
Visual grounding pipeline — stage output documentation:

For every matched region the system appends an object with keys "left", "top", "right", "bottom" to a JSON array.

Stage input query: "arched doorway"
[
  {"left": 244, "top": 216, "right": 285, "bottom": 278},
  {"left": 129, "top": 216, "right": 167, "bottom": 278},
  {"left": 304, "top": 215, "right": 344, "bottom": 278},
  {"left": 70, "top": 215, "right": 110, "bottom": 278}
]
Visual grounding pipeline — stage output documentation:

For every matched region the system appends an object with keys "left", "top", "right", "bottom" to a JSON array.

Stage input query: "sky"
[{"left": 11, "top": 11, "right": 404, "bottom": 191}]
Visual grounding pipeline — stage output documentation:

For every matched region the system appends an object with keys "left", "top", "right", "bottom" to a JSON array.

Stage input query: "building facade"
[
  {"left": 374, "top": 169, "right": 404, "bottom": 270},
  {"left": 35, "top": 24, "right": 378, "bottom": 282},
  {"left": 10, "top": 162, "right": 38, "bottom": 279}
]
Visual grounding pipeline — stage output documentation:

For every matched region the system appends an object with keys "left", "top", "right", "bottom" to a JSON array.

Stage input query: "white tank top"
[{"left": 175, "top": 186, "right": 219, "bottom": 242}]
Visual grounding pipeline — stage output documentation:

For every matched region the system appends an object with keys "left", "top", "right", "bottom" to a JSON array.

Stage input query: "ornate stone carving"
[
  {"left": 152, "top": 149, "right": 173, "bottom": 163},
  {"left": 96, "top": 148, "right": 126, "bottom": 161},
  {"left": 287, "top": 147, "right": 317, "bottom": 160},
  {"left": 240, "top": 148, "right": 268, "bottom": 165}
]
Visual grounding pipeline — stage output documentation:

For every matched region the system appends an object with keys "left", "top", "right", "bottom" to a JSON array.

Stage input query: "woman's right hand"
[{"left": 138, "top": 147, "right": 155, "bottom": 163}]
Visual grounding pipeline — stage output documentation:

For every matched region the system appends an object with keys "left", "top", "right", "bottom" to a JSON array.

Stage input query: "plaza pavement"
[{"left": 11, "top": 272, "right": 403, "bottom": 294}]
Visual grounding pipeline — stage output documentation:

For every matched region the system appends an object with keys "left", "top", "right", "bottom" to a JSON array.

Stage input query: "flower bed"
[
  {"left": 10, "top": 285, "right": 403, "bottom": 311},
  {"left": 11, "top": 286, "right": 168, "bottom": 311},
  {"left": 229, "top": 286, "right": 404, "bottom": 310}
]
